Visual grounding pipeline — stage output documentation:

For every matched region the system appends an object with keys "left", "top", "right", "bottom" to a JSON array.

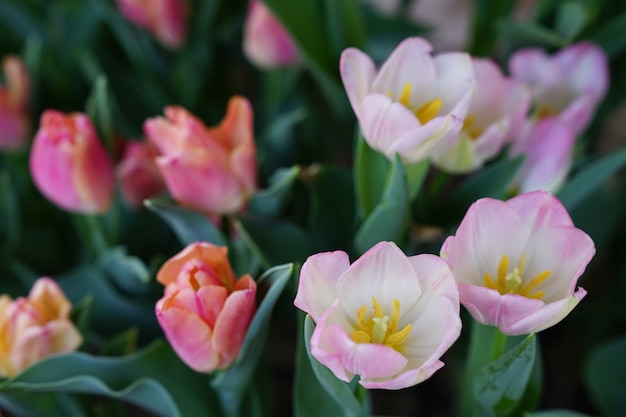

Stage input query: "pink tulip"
[
  {"left": 340, "top": 37, "right": 475, "bottom": 163},
  {"left": 294, "top": 241, "right": 461, "bottom": 389},
  {"left": 29, "top": 110, "right": 114, "bottom": 214},
  {"left": 115, "top": 0, "right": 188, "bottom": 49},
  {"left": 432, "top": 57, "right": 529, "bottom": 173},
  {"left": 155, "top": 242, "right": 257, "bottom": 372},
  {"left": 144, "top": 96, "right": 257, "bottom": 216},
  {"left": 0, "top": 55, "right": 30, "bottom": 151},
  {"left": 242, "top": 0, "right": 300, "bottom": 69},
  {"left": 0, "top": 277, "right": 82, "bottom": 377},
  {"left": 116, "top": 139, "right": 165, "bottom": 208},
  {"left": 441, "top": 191, "right": 595, "bottom": 335},
  {"left": 509, "top": 42, "right": 608, "bottom": 136}
]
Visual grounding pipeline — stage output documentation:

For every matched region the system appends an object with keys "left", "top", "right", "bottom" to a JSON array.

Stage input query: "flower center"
[
  {"left": 483, "top": 254, "right": 551, "bottom": 299},
  {"left": 351, "top": 297, "right": 412, "bottom": 351},
  {"left": 389, "top": 82, "right": 442, "bottom": 125},
  {"left": 534, "top": 105, "right": 557, "bottom": 119},
  {"left": 461, "top": 114, "right": 483, "bottom": 140}
]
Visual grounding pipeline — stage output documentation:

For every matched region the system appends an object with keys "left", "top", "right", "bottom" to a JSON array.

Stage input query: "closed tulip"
[
  {"left": 0, "top": 55, "right": 30, "bottom": 151},
  {"left": 116, "top": 139, "right": 165, "bottom": 208},
  {"left": 116, "top": 0, "right": 188, "bottom": 49}
]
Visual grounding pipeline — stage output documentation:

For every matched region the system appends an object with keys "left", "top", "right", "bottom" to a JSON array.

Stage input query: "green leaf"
[
  {"left": 524, "top": 410, "right": 596, "bottom": 417},
  {"left": 584, "top": 335, "right": 626, "bottom": 417},
  {"left": 212, "top": 264, "right": 293, "bottom": 415},
  {"left": 323, "top": 0, "right": 366, "bottom": 58},
  {"left": 144, "top": 197, "right": 226, "bottom": 246},
  {"left": 248, "top": 166, "right": 301, "bottom": 218},
  {"left": 99, "top": 246, "right": 151, "bottom": 293},
  {"left": 473, "top": 334, "right": 537, "bottom": 417},
  {"left": 0, "top": 341, "right": 218, "bottom": 417},
  {"left": 589, "top": 12, "right": 626, "bottom": 57},
  {"left": 354, "top": 132, "right": 390, "bottom": 218},
  {"left": 0, "top": 170, "right": 20, "bottom": 256},
  {"left": 469, "top": 0, "right": 516, "bottom": 55},
  {"left": 557, "top": 148, "right": 626, "bottom": 211},
  {"left": 354, "top": 154, "right": 409, "bottom": 254},
  {"left": 303, "top": 315, "right": 365, "bottom": 417},
  {"left": 496, "top": 20, "right": 566, "bottom": 48},
  {"left": 85, "top": 75, "right": 115, "bottom": 153},
  {"left": 555, "top": 1, "right": 589, "bottom": 41},
  {"left": 406, "top": 159, "right": 430, "bottom": 200}
]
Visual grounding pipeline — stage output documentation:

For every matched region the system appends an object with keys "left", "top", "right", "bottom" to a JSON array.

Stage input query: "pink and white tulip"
[
  {"left": 294, "top": 241, "right": 461, "bottom": 389},
  {"left": 116, "top": 0, "right": 188, "bottom": 49},
  {"left": 432, "top": 58, "right": 529, "bottom": 173},
  {"left": 144, "top": 96, "right": 257, "bottom": 216},
  {"left": 29, "top": 110, "right": 114, "bottom": 214},
  {"left": 242, "top": 0, "right": 300, "bottom": 69},
  {"left": 0, "top": 277, "right": 82, "bottom": 377},
  {"left": 116, "top": 139, "right": 165, "bottom": 208},
  {"left": 155, "top": 242, "right": 257, "bottom": 373},
  {"left": 340, "top": 37, "right": 475, "bottom": 163},
  {"left": 440, "top": 191, "right": 595, "bottom": 335},
  {"left": 0, "top": 55, "right": 30, "bottom": 151},
  {"left": 509, "top": 41, "right": 608, "bottom": 136}
]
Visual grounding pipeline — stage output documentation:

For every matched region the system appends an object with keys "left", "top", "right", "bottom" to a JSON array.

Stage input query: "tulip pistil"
[
  {"left": 351, "top": 297, "right": 412, "bottom": 350},
  {"left": 484, "top": 254, "right": 551, "bottom": 299}
]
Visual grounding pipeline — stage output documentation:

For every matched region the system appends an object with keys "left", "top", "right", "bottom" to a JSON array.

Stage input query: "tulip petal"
[{"left": 340, "top": 48, "right": 377, "bottom": 119}]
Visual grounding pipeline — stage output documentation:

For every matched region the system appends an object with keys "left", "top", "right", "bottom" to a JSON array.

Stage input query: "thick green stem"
[{"left": 73, "top": 214, "right": 109, "bottom": 258}]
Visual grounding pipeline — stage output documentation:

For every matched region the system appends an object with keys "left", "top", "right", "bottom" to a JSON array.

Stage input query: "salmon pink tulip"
[
  {"left": 432, "top": 58, "right": 529, "bottom": 173},
  {"left": 295, "top": 241, "right": 461, "bottom": 389},
  {"left": 155, "top": 242, "right": 257, "bottom": 373},
  {"left": 29, "top": 110, "right": 114, "bottom": 214},
  {"left": 116, "top": 140, "right": 165, "bottom": 208},
  {"left": 340, "top": 37, "right": 475, "bottom": 163},
  {"left": 441, "top": 191, "right": 595, "bottom": 335},
  {"left": 144, "top": 96, "right": 257, "bottom": 216},
  {"left": 116, "top": 0, "right": 188, "bottom": 48},
  {"left": 0, "top": 277, "right": 82, "bottom": 377},
  {"left": 242, "top": 0, "right": 300, "bottom": 69},
  {"left": 0, "top": 55, "right": 30, "bottom": 151}
]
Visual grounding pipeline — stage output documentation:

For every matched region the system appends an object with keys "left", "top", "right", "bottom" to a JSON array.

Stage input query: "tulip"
[
  {"left": 509, "top": 42, "right": 608, "bottom": 136},
  {"left": 0, "top": 55, "right": 30, "bottom": 151},
  {"left": 155, "top": 242, "right": 257, "bottom": 372},
  {"left": 509, "top": 118, "right": 576, "bottom": 193},
  {"left": 432, "top": 58, "right": 529, "bottom": 173},
  {"left": 115, "top": 0, "right": 188, "bottom": 49},
  {"left": 294, "top": 241, "right": 461, "bottom": 389},
  {"left": 340, "top": 36, "right": 475, "bottom": 164},
  {"left": 116, "top": 139, "right": 165, "bottom": 208},
  {"left": 29, "top": 110, "right": 114, "bottom": 214},
  {"left": 242, "top": 0, "right": 300, "bottom": 69},
  {"left": 144, "top": 96, "right": 257, "bottom": 216},
  {"left": 440, "top": 191, "right": 595, "bottom": 335},
  {"left": 0, "top": 277, "right": 82, "bottom": 377}
]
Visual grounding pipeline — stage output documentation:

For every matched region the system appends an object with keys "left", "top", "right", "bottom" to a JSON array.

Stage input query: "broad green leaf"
[
  {"left": 0, "top": 341, "right": 217, "bottom": 417},
  {"left": 469, "top": 0, "right": 516, "bottom": 55},
  {"left": 584, "top": 335, "right": 626, "bottom": 417},
  {"left": 496, "top": 20, "right": 566, "bottom": 48},
  {"left": 99, "top": 246, "right": 151, "bottom": 293},
  {"left": 323, "top": 0, "right": 366, "bottom": 58},
  {"left": 248, "top": 166, "right": 301, "bottom": 217},
  {"left": 525, "top": 410, "right": 595, "bottom": 417},
  {"left": 589, "top": 12, "right": 626, "bottom": 57},
  {"left": 406, "top": 159, "right": 430, "bottom": 200},
  {"left": 473, "top": 334, "right": 537, "bottom": 417},
  {"left": 212, "top": 264, "right": 293, "bottom": 414},
  {"left": 354, "top": 132, "right": 390, "bottom": 218},
  {"left": 354, "top": 154, "right": 409, "bottom": 254},
  {"left": 557, "top": 148, "right": 626, "bottom": 211},
  {"left": 555, "top": 1, "right": 589, "bottom": 41},
  {"left": 144, "top": 197, "right": 227, "bottom": 246},
  {"left": 303, "top": 315, "right": 365, "bottom": 416},
  {"left": 85, "top": 75, "right": 115, "bottom": 153}
]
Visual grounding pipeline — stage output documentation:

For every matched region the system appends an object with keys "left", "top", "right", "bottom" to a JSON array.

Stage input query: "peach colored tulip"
[
  {"left": 155, "top": 242, "right": 257, "bottom": 372},
  {"left": 242, "top": 0, "right": 300, "bottom": 69},
  {"left": 116, "top": 0, "right": 188, "bottom": 48},
  {"left": 116, "top": 139, "right": 165, "bottom": 208},
  {"left": 29, "top": 110, "right": 114, "bottom": 214},
  {"left": 144, "top": 96, "right": 257, "bottom": 216},
  {"left": 0, "top": 55, "right": 30, "bottom": 151},
  {"left": 0, "top": 277, "right": 82, "bottom": 377}
]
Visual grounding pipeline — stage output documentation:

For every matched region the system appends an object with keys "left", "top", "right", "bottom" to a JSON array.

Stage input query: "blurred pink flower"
[
  {"left": 340, "top": 37, "right": 475, "bottom": 163},
  {"left": 144, "top": 96, "right": 257, "bottom": 216},
  {"left": 0, "top": 277, "right": 82, "bottom": 377},
  {"left": 116, "top": 0, "right": 188, "bottom": 49},
  {"left": 294, "top": 241, "right": 461, "bottom": 389},
  {"left": 242, "top": 0, "right": 299, "bottom": 69},
  {"left": 509, "top": 41, "right": 608, "bottom": 136},
  {"left": 29, "top": 110, "right": 114, "bottom": 214},
  {"left": 155, "top": 242, "right": 257, "bottom": 372},
  {"left": 116, "top": 139, "right": 165, "bottom": 208},
  {"left": 0, "top": 55, "right": 30, "bottom": 151},
  {"left": 441, "top": 191, "right": 595, "bottom": 335},
  {"left": 432, "top": 57, "right": 530, "bottom": 173}
]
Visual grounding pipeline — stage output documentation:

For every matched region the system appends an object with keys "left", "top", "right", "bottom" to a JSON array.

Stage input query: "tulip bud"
[
  {"left": 115, "top": 0, "right": 188, "bottom": 49},
  {"left": 155, "top": 242, "right": 257, "bottom": 372},
  {"left": 0, "top": 55, "right": 30, "bottom": 151},
  {"left": 0, "top": 277, "right": 82, "bottom": 377},
  {"left": 29, "top": 110, "right": 115, "bottom": 214},
  {"left": 117, "top": 139, "right": 165, "bottom": 208}
]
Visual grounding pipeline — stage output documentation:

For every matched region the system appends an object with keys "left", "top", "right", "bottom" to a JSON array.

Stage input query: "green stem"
[
  {"left": 490, "top": 328, "right": 508, "bottom": 361},
  {"left": 73, "top": 214, "right": 109, "bottom": 258}
]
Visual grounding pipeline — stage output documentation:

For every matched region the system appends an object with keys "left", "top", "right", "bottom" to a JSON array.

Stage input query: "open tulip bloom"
[
  {"left": 340, "top": 36, "right": 475, "bottom": 164},
  {"left": 294, "top": 241, "right": 461, "bottom": 390},
  {"left": 441, "top": 191, "right": 595, "bottom": 335}
]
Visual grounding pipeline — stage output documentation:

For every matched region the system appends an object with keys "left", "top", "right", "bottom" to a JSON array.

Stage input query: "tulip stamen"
[
  {"left": 462, "top": 114, "right": 483, "bottom": 139},
  {"left": 399, "top": 82, "right": 412, "bottom": 106},
  {"left": 351, "top": 297, "right": 412, "bottom": 351},
  {"left": 483, "top": 254, "right": 550, "bottom": 299},
  {"left": 415, "top": 98, "right": 442, "bottom": 125}
]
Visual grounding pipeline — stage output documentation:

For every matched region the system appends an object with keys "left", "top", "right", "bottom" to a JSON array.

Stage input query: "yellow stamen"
[
  {"left": 352, "top": 330, "right": 371, "bottom": 344},
  {"left": 388, "top": 299, "right": 400, "bottom": 334},
  {"left": 462, "top": 114, "right": 483, "bottom": 140},
  {"left": 519, "top": 270, "right": 551, "bottom": 298},
  {"left": 484, "top": 272, "right": 496, "bottom": 289},
  {"left": 485, "top": 254, "right": 551, "bottom": 300},
  {"left": 385, "top": 324, "right": 412, "bottom": 346},
  {"left": 350, "top": 297, "right": 412, "bottom": 351},
  {"left": 497, "top": 255, "right": 509, "bottom": 289},
  {"left": 415, "top": 98, "right": 442, "bottom": 125},
  {"left": 372, "top": 296, "right": 384, "bottom": 318},
  {"left": 399, "top": 82, "right": 412, "bottom": 106}
]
